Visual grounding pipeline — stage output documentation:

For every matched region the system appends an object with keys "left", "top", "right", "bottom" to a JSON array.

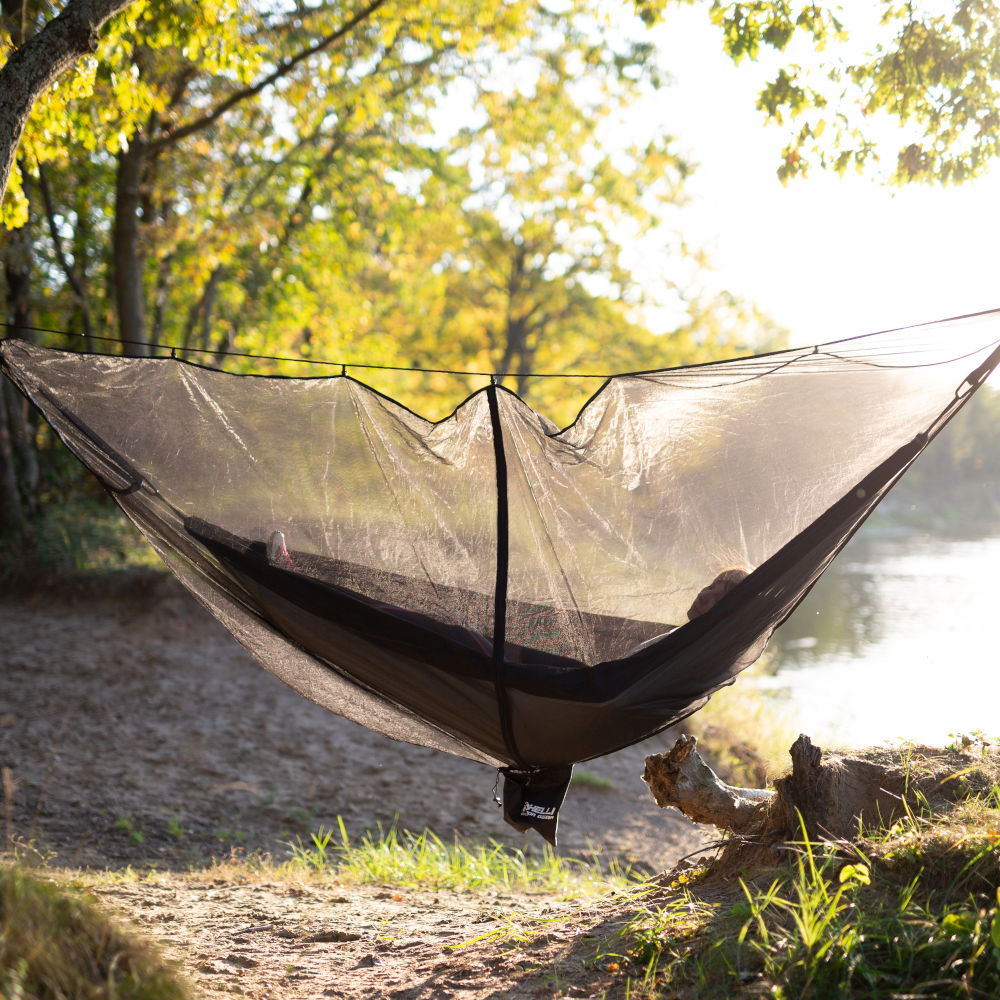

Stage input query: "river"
[{"left": 757, "top": 526, "right": 1000, "bottom": 748}]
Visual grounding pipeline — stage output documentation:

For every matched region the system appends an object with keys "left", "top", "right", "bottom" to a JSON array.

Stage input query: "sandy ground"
[
  {"left": 88, "top": 874, "right": 695, "bottom": 1000},
  {"left": 0, "top": 571, "right": 714, "bottom": 998}
]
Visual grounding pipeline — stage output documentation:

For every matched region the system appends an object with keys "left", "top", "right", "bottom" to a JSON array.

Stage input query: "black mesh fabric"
[{"left": 3, "top": 314, "right": 1000, "bottom": 782}]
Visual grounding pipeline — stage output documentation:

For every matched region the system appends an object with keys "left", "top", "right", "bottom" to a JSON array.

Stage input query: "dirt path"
[
  {"left": 0, "top": 572, "right": 714, "bottom": 996},
  {"left": 90, "top": 872, "right": 663, "bottom": 1000}
]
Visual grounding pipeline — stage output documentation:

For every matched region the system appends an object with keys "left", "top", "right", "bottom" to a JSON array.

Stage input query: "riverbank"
[{"left": 4, "top": 739, "right": 999, "bottom": 1000}]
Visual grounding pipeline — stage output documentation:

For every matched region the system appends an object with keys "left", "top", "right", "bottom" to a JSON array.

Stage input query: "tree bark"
[
  {"left": 644, "top": 734, "right": 969, "bottom": 845},
  {"left": 643, "top": 734, "right": 775, "bottom": 834},
  {"left": 1, "top": 199, "right": 36, "bottom": 542},
  {"left": 0, "top": 0, "right": 138, "bottom": 206},
  {"left": 113, "top": 139, "right": 151, "bottom": 356},
  {"left": 2, "top": 202, "right": 39, "bottom": 510},
  {"left": 0, "top": 377, "right": 26, "bottom": 543}
]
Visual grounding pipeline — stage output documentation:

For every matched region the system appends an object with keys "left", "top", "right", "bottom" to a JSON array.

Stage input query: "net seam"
[{"left": 486, "top": 382, "right": 525, "bottom": 767}]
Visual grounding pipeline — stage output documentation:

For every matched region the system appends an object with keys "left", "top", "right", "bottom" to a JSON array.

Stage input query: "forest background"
[{"left": 3, "top": 0, "right": 1000, "bottom": 566}]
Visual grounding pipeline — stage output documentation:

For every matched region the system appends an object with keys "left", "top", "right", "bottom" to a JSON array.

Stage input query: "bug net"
[{"left": 4, "top": 310, "right": 999, "bottom": 842}]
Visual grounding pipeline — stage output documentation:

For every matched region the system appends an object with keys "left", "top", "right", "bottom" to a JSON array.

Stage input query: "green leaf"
[{"left": 838, "top": 863, "right": 871, "bottom": 886}]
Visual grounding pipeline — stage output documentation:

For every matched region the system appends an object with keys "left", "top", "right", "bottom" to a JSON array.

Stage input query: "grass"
[
  {"left": 113, "top": 814, "right": 145, "bottom": 846},
  {"left": 726, "top": 826, "right": 1000, "bottom": 998},
  {"left": 284, "top": 816, "right": 637, "bottom": 897},
  {"left": 0, "top": 863, "right": 191, "bottom": 1000},
  {"left": 7, "top": 758, "right": 999, "bottom": 1000},
  {"left": 571, "top": 769, "right": 616, "bottom": 790},
  {"left": 611, "top": 753, "right": 1000, "bottom": 999}
]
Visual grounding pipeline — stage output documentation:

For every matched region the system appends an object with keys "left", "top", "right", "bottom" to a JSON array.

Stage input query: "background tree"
[
  {"left": 392, "top": 15, "right": 786, "bottom": 419},
  {"left": 635, "top": 0, "right": 1000, "bottom": 184},
  {"left": 4, "top": 0, "right": 1000, "bottom": 556}
]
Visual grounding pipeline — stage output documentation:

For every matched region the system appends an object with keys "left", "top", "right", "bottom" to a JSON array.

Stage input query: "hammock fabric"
[{"left": 3, "top": 313, "right": 999, "bottom": 843}]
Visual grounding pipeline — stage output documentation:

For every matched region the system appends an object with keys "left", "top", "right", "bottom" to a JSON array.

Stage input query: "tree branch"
[
  {"left": 0, "top": 0, "right": 137, "bottom": 204},
  {"left": 643, "top": 735, "right": 775, "bottom": 833},
  {"left": 150, "top": 0, "right": 388, "bottom": 151},
  {"left": 36, "top": 162, "right": 94, "bottom": 346}
]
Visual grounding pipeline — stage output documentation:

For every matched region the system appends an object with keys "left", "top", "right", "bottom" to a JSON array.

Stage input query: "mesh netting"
[{"left": 3, "top": 312, "right": 999, "bottom": 777}]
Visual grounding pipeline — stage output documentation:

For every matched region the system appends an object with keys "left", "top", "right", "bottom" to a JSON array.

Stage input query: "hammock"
[{"left": 3, "top": 312, "right": 999, "bottom": 843}]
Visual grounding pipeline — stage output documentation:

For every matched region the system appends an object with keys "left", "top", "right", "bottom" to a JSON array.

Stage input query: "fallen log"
[
  {"left": 767, "top": 734, "right": 911, "bottom": 839},
  {"left": 642, "top": 733, "right": 774, "bottom": 834},
  {"left": 644, "top": 733, "right": 975, "bottom": 842}
]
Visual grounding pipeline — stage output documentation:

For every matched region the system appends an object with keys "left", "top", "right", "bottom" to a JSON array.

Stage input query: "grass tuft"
[
  {"left": 571, "top": 769, "right": 616, "bottom": 790},
  {"left": 0, "top": 863, "right": 191, "bottom": 1000},
  {"left": 728, "top": 834, "right": 1000, "bottom": 998},
  {"left": 285, "top": 816, "right": 637, "bottom": 896}
]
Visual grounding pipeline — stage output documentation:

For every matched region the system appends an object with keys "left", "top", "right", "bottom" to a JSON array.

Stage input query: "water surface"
[{"left": 759, "top": 528, "right": 1000, "bottom": 747}]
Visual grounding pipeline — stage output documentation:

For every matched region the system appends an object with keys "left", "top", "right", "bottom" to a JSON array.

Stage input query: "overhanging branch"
[
  {"left": 0, "top": 0, "right": 137, "bottom": 204},
  {"left": 150, "top": 0, "right": 388, "bottom": 151}
]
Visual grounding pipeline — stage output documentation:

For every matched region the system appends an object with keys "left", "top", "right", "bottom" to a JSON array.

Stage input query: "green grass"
[
  {"left": 571, "top": 769, "right": 616, "bottom": 790},
  {"left": 727, "top": 829, "right": 1000, "bottom": 999},
  {"left": 10, "top": 769, "right": 999, "bottom": 1000},
  {"left": 612, "top": 766, "right": 1000, "bottom": 999},
  {"left": 113, "top": 814, "right": 145, "bottom": 846},
  {"left": 0, "top": 863, "right": 191, "bottom": 1000},
  {"left": 284, "top": 816, "right": 637, "bottom": 896}
]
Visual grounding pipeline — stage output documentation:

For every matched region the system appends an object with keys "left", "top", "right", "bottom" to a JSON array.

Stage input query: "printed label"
[{"left": 521, "top": 802, "right": 557, "bottom": 820}]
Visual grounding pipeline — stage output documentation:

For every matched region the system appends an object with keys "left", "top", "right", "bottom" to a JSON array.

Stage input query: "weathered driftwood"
[
  {"left": 644, "top": 733, "right": 969, "bottom": 842},
  {"left": 642, "top": 734, "right": 774, "bottom": 834}
]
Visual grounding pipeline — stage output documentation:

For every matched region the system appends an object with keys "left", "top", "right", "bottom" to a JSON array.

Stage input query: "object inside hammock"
[{"left": 3, "top": 311, "right": 999, "bottom": 844}]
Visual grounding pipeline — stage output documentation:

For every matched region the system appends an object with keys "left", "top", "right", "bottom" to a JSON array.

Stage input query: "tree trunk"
[
  {"left": 37, "top": 162, "right": 95, "bottom": 347},
  {"left": 2, "top": 207, "right": 39, "bottom": 513},
  {"left": 151, "top": 249, "right": 172, "bottom": 348},
  {"left": 0, "top": 377, "right": 26, "bottom": 544},
  {"left": 0, "top": 0, "right": 138, "bottom": 206},
  {"left": 72, "top": 184, "right": 97, "bottom": 350},
  {"left": 113, "top": 140, "right": 151, "bottom": 356},
  {"left": 182, "top": 265, "right": 222, "bottom": 352},
  {"left": 0, "top": 200, "right": 41, "bottom": 543},
  {"left": 766, "top": 735, "right": 919, "bottom": 840}
]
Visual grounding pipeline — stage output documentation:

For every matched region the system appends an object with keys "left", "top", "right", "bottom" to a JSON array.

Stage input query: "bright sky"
[{"left": 646, "top": 6, "right": 1000, "bottom": 349}]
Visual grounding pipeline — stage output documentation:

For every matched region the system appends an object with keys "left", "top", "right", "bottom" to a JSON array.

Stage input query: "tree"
[
  {"left": 0, "top": 0, "right": 138, "bottom": 209},
  {"left": 409, "top": 18, "right": 786, "bottom": 419},
  {"left": 441, "top": 36, "right": 688, "bottom": 399},
  {"left": 0, "top": 0, "right": 142, "bottom": 543},
  {"left": 7, "top": 0, "right": 780, "bottom": 412},
  {"left": 635, "top": 0, "right": 1000, "bottom": 184},
  {"left": 5, "top": 0, "right": 999, "bottom": 550}
]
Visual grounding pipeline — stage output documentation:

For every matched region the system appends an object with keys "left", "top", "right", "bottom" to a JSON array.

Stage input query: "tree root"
[{"left": 644, "top": 733, "right": 974, "bottom": 845}]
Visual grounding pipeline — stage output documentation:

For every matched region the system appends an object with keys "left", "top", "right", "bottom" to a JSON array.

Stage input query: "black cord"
[
  {"left": 4, "top": 302, "right": 1000, "bottom": 381},
  {"left": 0, "top": 322, "right": 608, "bottom": 379}
]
